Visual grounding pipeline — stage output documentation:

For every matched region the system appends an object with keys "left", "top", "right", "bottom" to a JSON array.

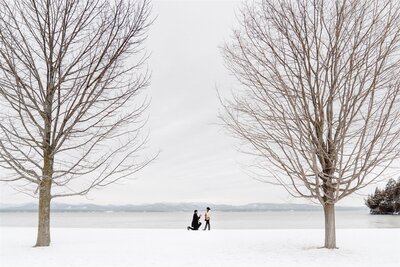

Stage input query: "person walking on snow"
[{"left": 203, "top": 207, "right": 211, "bottom": 231}]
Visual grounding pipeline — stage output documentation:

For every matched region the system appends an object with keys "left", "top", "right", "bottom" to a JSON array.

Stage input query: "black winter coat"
[{"left": 191, "top": 213, "right": 201, "bottom": 229}]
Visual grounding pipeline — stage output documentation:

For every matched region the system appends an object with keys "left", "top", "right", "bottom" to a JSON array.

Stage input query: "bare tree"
[
  {"left": 0, "top": 0, "right": 154, "bottom": 247},
  {"left": 221, "top": 0, "right": 400, "bottom": 248}
]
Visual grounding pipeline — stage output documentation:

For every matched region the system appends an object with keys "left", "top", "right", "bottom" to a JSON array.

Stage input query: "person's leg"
[
  {"left": 194, "top": 223, "right": 200, "bottom": 230},
  {"left": 207, "top": 221, "right": 210, "bottom": 230},
  {"left": 203, "top": 220, "right": 210, "bottom": 230}
]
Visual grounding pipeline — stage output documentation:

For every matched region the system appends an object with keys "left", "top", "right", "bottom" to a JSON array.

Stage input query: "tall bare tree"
[
  {"left": 221, "top": 0, "right": 400, "bottom": 248},
  {"left": 0, "top": 0, "right": 153, "bottom": 247}
]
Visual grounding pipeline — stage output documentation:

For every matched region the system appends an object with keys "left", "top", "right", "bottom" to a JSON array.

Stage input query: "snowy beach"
[{"left": 1, "top": 227, "right": 399, "bottom": 267}]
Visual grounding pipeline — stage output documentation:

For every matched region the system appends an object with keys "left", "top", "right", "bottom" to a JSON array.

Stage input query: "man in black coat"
[{"left": 187, "top": 210, "right": 202, "bottom": 230}]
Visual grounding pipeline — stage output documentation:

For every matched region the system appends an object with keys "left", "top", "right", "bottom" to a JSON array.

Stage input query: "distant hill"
[{"left": 0, "top": 202, "right": 367, "bottom": 212}]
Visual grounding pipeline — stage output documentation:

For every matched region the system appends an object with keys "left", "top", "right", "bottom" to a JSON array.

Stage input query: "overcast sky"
[{"left": 0, "top": 0, "right": 379, "bottom": 206}]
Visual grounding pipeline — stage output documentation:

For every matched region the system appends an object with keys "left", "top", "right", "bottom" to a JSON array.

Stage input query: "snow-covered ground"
[{"left": 0, "top": 227, "right": 399, "bottom": 267}]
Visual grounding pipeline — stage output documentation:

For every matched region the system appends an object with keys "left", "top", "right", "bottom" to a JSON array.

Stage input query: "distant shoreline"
[
  {"left": 0, "top": 202, "right": 368, "bottom": 213},
  {"left": 0, "top": 210, "right": 368, "bottom": 213}
]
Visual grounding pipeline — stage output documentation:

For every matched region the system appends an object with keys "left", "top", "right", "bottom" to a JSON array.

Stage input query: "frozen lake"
[{"left": 1, "top": 210, "right": 399, "bottom": 229}]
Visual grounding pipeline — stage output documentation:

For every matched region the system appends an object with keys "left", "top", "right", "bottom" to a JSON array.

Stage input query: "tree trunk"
[
  {"left": 35, "top": 149, "right": 53, "bottom": 247},
  {"left": 35, "top": 87, "right": 54, "bottom": 247},
  {"left": 35, "top": 179, "right": 52, "bottom": 247},
  {"left": 323, "top": 203, "right": 337, "bottom": 249}
]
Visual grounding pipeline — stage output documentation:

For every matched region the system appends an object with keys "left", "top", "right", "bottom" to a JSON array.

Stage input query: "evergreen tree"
[
  {"left": 395, "top": 179, "right": 400, "bottom": 213},
  {"left": 366, "top": 179, "right": 400, "bottom": 214}
]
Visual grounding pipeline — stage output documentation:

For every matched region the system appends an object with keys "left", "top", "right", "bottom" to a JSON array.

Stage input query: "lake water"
[{"left": 0, "top": 210, "right": 399, "bottom": 229}]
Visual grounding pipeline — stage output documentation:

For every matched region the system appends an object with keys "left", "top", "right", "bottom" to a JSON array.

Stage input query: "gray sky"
[{"left": 0, "top": 0, "right": 378, "bottom": 206}]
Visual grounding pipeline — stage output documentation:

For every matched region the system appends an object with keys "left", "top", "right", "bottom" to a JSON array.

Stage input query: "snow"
[{"left": 0, "top": 227, "right": 399, "bottom": 267}]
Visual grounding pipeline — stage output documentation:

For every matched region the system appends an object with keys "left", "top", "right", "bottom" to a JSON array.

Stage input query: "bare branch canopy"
[
  {"left": 221, "top": 0, "right": 400, "bottom": 248},
  {"left": 0, "top": 0, "right": 154, "bottom": 246}
]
